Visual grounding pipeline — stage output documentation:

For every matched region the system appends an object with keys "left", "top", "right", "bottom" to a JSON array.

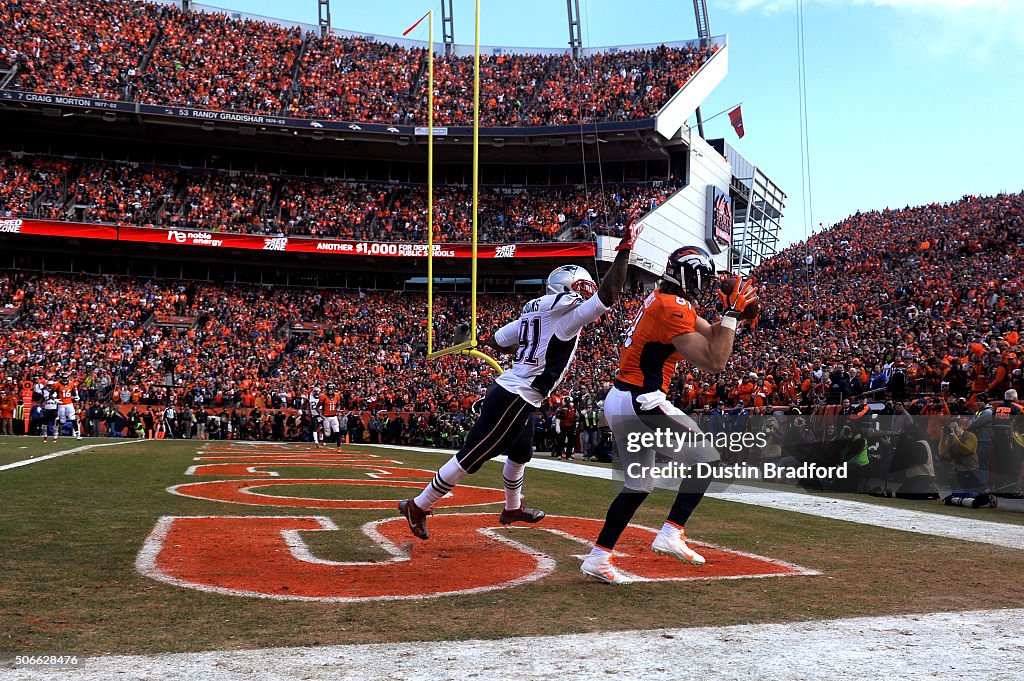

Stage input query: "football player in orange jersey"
[
  {"left": 317, "top": 383, "right": 344, "bottom": 452},
  {"left": 53, "top": 372, "right": 81, "bottom": 440},
  {"left": 581, "top": 246, "right": 759, "bottom": 584}
]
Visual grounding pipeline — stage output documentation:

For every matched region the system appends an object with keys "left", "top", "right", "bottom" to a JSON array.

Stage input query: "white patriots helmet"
[{"left": 546, "top": 265, "right": 598, "bottom": 299}]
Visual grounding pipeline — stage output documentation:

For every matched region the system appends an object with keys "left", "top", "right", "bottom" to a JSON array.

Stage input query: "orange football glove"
[{"left": 718, "top": 276, "right": 760, "bottom": 321}]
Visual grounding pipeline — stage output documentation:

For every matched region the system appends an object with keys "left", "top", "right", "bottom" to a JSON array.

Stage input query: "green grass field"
[
  {"left": 0, "top": 438, "right": 126, "bottom": 468},
  {"left": 2, "top": 436, "right": 1024, "bottom": 656}
]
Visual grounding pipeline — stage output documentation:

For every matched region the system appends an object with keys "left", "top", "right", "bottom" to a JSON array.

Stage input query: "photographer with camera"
[{"left": 939, "top": 418, "right": 984, "bottom": 492}]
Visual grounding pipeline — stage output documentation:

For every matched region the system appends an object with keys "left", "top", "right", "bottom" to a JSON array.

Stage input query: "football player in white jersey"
[
  {"left": 398, "top": 220, "right": 643, "bottom": 539},
  {"left": 308, "top": 387, "right": 323, "bottom": 447},
  {"left": 42, "top": 383, "right": 60, "bottom": 442}
]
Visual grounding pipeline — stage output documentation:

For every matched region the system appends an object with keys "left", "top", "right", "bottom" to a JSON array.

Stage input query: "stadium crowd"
[
  {"left": 0, "top": 268, "right": 635, "bottom": 443},
  {"left": 0, "top": 153, "right": 72, "bottom": 220},
  {"left": 137, "top": 8, "right": 302, "bottom": 114},
  {"left": 0, "top": 0, "right": 165, "bottom": 100},
  {"left": 0, "top": 0, "right": 715, "bottom": 127},
  {"left": 0, "top": 152, "right": 672, "bottom": 242},
  {"left": 746, "top": 192, "right": 1024, "bottom": 412},
  {"left": 2, "top": 192, "right": 1022, "bottom": 498}
]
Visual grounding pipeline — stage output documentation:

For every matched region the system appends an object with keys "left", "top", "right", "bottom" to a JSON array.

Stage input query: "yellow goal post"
[{"left": 423, "top": 1, "right": 502, "bottom": 375}]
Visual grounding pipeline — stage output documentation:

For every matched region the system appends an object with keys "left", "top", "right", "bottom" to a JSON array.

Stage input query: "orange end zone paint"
[{"left": 138, "top": 514, "right": 818, "bottom": 602}]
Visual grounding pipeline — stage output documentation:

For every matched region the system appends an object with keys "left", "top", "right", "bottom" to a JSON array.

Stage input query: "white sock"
[
  {"left": 502, "top": 460, "right": 526, "bottom": 511},
  {"left": 588, "top": 545, "right": 611, "bottom": 560},
  {"left": 414, "top": 456, "right": 469, "bottom": 511},
  {"left": 660, "top": 521, "right": 683, "bottom": 537}
]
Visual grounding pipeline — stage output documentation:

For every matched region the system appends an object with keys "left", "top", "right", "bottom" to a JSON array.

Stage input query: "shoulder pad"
[
  {"left": 671, "top": 296, "right": 693, "bottom": 310},
  {"left": 550, "top": 291, "right": 584, "bottom": 310},
  {"left": 523, "top": 293, "right": 582, "bottom": 314},
  {"left": 521, "top": 296, "right": 545, "bottom": 314},
  {"left": 655, "top": 292, "right": 693, "bottom": 314}
]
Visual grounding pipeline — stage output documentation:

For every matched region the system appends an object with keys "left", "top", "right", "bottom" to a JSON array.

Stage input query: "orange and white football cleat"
[
  {"left": 651, "top": 527, "right": 706, "bottom": 565},
  {"left": 580, "top": 551, "right": 633, "bottom": 585}
]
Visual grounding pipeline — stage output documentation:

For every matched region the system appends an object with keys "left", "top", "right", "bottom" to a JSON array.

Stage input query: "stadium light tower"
[
  {"left": 318, "top": 0, "right": 331, "bottom": 38},
  {"left": 441, "top": 0, "right": 455, "bottom": 56},
  {"left": 566, "top": 0, "right": 583, "bottom": 60},
  {"left": 692, "top": 0, "right": 711, "bottom": 138}
]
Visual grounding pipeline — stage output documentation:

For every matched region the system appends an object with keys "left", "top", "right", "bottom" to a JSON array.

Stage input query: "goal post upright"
[
  {"left": 425, "top": 0, "right": 502, "bottom": 375},
  {"left": 426, "top": 9, "right": 434, "bottom": 355},
  {"left": 469, "top": 0, "right": 481, "bottom": 346}
]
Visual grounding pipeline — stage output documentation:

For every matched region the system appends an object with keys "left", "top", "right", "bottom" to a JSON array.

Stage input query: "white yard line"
[
  {"left": 0, "top": 439, "right": 139, "bottom": 471},
  {"left": 709, "top": 486, "right": 1024, "bottom": 551},
  {"left": 358, "top": 444, "right": 1024, "bottom": 552},
  {"left": 5, "top": 608, "right": 1023, "bottom": 681}
]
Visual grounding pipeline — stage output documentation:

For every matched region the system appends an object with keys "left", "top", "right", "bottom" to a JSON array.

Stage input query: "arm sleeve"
[
  {"left": 553, "top": 294, "right": 610, "bottom": 339},
  {"left": 493, "top": 319, "right": 521, "bottom": 348}
]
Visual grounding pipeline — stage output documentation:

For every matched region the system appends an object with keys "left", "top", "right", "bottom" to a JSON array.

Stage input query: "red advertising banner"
[
  {"left": 3, "top": 220, "right": 596, "bottom": 259},
  {"left": 286, "top": 239, "right": 595, "bottom": 259},
  {"left": 118, "top": 225, "right": 272, "bottom": 250},
  {"left": 0, "top": 218, "right": 117, "bottom": 240}
]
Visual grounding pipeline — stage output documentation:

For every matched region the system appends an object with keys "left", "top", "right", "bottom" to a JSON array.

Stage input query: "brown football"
[{"left": 718, "top": 274, "right": 740, "bottom": 294}]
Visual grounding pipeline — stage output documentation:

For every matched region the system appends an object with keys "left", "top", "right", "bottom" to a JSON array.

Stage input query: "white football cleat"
[
  {"left": 651, "top": 529, "right": 706, "bottom": 565},
  {"left": 580, "top": 552, "right": 633, "bottom": 585}
]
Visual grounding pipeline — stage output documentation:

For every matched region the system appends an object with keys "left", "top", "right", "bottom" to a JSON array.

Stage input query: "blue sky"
[{"left": 201, "top": 0, "right": 1024, "bottom": 248}]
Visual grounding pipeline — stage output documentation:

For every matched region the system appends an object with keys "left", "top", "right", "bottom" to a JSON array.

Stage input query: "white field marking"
[
  {"left": 17, "top": 607, "right": 1024, "bottom": 681},
  {"left": 502, "top": 522, "right": 819, "bottom": 584},
  {"left": 183, "top": 464, "right": 282, "bottom": 477},
  {"left": 191, "top": 457, "right": 400, "bottom": 464},
  {"left": 164, "top": 478, "right": 504, "bottom": 509},
  {"left": 203, "top": 440, "right": 298, "bottom": 447},
  {"left": 0, "top": 439, "right": 138, "bottom": 471},
  {"left": 356, "top": 444, "right": 1024, "bottom": 552},
  {"left": 182, "top": 463, "right": 418, "bottom": 478},
  {"left": 359, "top": 444, "right": 459, "bottom": 455},
  {"left": 135, "top": 514, "right": 556, "bottom": 603}
]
